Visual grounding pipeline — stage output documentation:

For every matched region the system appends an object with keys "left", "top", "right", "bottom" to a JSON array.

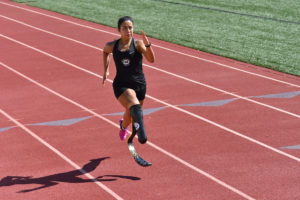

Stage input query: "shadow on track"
[{"left": 0, "top": 157, "right": 140, "bottom": 193}]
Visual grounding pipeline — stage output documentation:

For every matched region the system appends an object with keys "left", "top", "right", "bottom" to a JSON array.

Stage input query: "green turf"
[{"left": 13, "top": 0, "right": 300, "bottom": 76}]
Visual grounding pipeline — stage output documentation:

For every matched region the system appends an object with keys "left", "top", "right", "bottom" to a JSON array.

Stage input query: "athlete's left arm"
[{"left": 137, "top": 30, "right": 155, "bottom": 63}]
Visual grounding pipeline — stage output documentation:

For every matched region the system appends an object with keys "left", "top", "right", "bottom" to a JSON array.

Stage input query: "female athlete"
[{"left": 102, "top": 16, "right": 155, "bottom": 144}]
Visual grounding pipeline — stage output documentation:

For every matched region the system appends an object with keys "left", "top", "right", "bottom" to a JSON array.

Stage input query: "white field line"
[
  {"left": 0, "top": 108, "right": 124, "bottom": 200},
  {"left": 0, "top": 61, "right": 256, "bottom": 200},
  {"left": 0, "top": 1, "right": 299, "bottom": 87},
  {"left": 0, "top": 31, "right": 299, "bottom": 120},
  {"left": 0, "top": 34, "right": 299, "bottom": 163}
]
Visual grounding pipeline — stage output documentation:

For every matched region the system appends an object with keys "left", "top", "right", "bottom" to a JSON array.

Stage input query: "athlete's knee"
[{"left": 130, "top": 104, "right": 143, "bottom": 119}]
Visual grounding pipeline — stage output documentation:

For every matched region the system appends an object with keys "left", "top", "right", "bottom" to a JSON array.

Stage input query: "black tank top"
[{"left": 113, "top": 38, "right": 145, "bottom": 85}]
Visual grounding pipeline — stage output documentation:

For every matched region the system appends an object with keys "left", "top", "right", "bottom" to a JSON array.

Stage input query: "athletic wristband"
[{"left": 145, "top": 42, "right": 151, "bottom": 48}]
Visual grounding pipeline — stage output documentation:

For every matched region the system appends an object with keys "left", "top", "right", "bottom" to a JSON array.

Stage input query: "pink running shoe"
[{"left": 119, "top": 119, "right": 128, "bottom": 141}]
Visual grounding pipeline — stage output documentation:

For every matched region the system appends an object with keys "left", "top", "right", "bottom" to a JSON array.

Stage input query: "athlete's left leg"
[
  {"left": 118, "top": 89, "right": 147, "bottom": 144},
  {"left": 130, "top": 103, "right": 147, "bottom": 144},
  {"left": 122, "top": 99, "right": 144, "bottom": 129}
]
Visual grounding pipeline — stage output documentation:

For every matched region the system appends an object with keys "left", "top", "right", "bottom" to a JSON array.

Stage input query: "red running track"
[{"left": 0, "top": 0, "right": 299, "bottom": 199}]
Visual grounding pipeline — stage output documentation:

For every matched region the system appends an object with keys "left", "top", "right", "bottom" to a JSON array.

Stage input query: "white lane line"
[
  {"left": 0, "top": 1, "right": 119, "bottom": 36},
  {"left": 0, "top": 14, "right": 102, "bottom": 50},
  {"left": 147, "top": 95, "right": 300, "bottom": 164},
  {"left": 0, "top": 1, "right": 299, "bottom": 87},
  {"left": 0, "top": 61, "right": 256, "bottom": 200},
  {"left": 0, "top": 33, "right": 99, "bottom": 77},
  {"left": 0, "top": 34, "right": 299, "bottom": 163},
  {"left": 144, "top": 63, "right": 300, "bottom": 118},
  {"left": 0, "top": 108, "right": 123, "bottom": 200},
  {"left": 0, "top": 28, "right": 299, "bottom": 120}
]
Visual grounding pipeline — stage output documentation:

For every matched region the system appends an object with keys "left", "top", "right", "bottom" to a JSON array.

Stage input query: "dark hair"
[{"left": 118, "top": 16, "right": 134, "bottom": 30}]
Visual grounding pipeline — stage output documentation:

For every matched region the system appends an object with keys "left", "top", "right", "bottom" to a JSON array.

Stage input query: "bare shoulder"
[
  {"left": 135, "top": 39, "right": 146, "bottom": 53},
  {"left": 104, "top": 40, "right": 117, "bottom": 53},
  {"left": 135, "top": 39, "right": 144, "bottom": 47}
]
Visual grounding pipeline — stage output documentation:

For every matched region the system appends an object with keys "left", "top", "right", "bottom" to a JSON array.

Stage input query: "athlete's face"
[{"left": 119, "top": 20, "right": 133, "bottom": 39}]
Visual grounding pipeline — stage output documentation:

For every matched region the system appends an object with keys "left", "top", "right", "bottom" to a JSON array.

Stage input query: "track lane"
[
  {"left": 0, "top": 116, "right": 120, "bottom": 200},
  {"left": 1, "top": 33, "right": 299, "bottom": 161},
  {"left": 0, "top": 17, "right": 299, "bottom": 120},
  {"left": 0, "top": 12, "right": 299, "bottom": 120},
  {"left": 1, "top": 1, "right": 298, "bottom": 198},
  {"left": 1, "top": 26, "right": 298, "bottom": 156},
  {"left": 0, "top": 62, "right": 254, "bottom": 200},
  {"left": 1, "top": 50, "right": 299, "bottom": 199},
  {"left": 2, "top": 60, "right": 300, "bottom": 199}
]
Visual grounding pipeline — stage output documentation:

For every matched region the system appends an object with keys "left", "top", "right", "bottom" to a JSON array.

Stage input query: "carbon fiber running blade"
[
  {"left": 127, "top": 129, "right": 151, "bottom": 167},
  {"left": 128, "top": 141, "right": 152, "bottom": 167}
]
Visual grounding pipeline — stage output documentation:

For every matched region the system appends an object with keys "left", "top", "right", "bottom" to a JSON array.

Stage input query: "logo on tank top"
[{"left": 121, "top": 58, "right": 130, "bottom": 67}]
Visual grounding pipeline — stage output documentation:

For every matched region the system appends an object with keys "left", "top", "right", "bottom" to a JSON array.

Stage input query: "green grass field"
[{"left": 13, "top": 0, "right": 300, "bottom": 76}]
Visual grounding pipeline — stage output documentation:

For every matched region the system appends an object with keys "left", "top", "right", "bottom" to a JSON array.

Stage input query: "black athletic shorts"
[{"left": 113, "top": 81, "right": 146, "bottom": 101}]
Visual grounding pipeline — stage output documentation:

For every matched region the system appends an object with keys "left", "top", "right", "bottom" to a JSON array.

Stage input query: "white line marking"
[
  {"left": 0, "top": 25, "right": 299, "bottom": 119},
  {"left": 0, "top": 61, "right": 255, "bottom": 200},
  {"left": 1, "top": 15, "right": 103, "bottom": 51},
  {"left": 0, "top": 34, "right": 299, "bottom": 163},
  {"left": 0, "top": 108, "right": 123, "bottom": 200},
  {"left": 0, "top": 33, "right": 100, "bottom": 77},
  {"left": 146, "top": 96, "right": 300, "bottom": 164},
  {"left": 0, "top": 1, "right": 119, "bottom": 36},
  {"left": 0, "top": 1, "right": 299, "bottom": 87},
  {"left": 144, "top": 63, "right": 300, "bottom": 118}
]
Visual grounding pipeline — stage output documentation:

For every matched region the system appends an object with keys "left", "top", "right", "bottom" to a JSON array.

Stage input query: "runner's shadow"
[{"left": 0, "top": 157, "right": 140, "bottom": 193}]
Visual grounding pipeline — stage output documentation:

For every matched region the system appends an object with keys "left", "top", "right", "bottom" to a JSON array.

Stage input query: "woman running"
[{"left": 102, "top": 16, "right": 155, "bottom": 143}]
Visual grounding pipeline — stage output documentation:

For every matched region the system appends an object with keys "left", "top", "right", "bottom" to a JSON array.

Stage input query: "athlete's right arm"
[{"left": 102, "top": 42, "right": 114, "bottom": 85}]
